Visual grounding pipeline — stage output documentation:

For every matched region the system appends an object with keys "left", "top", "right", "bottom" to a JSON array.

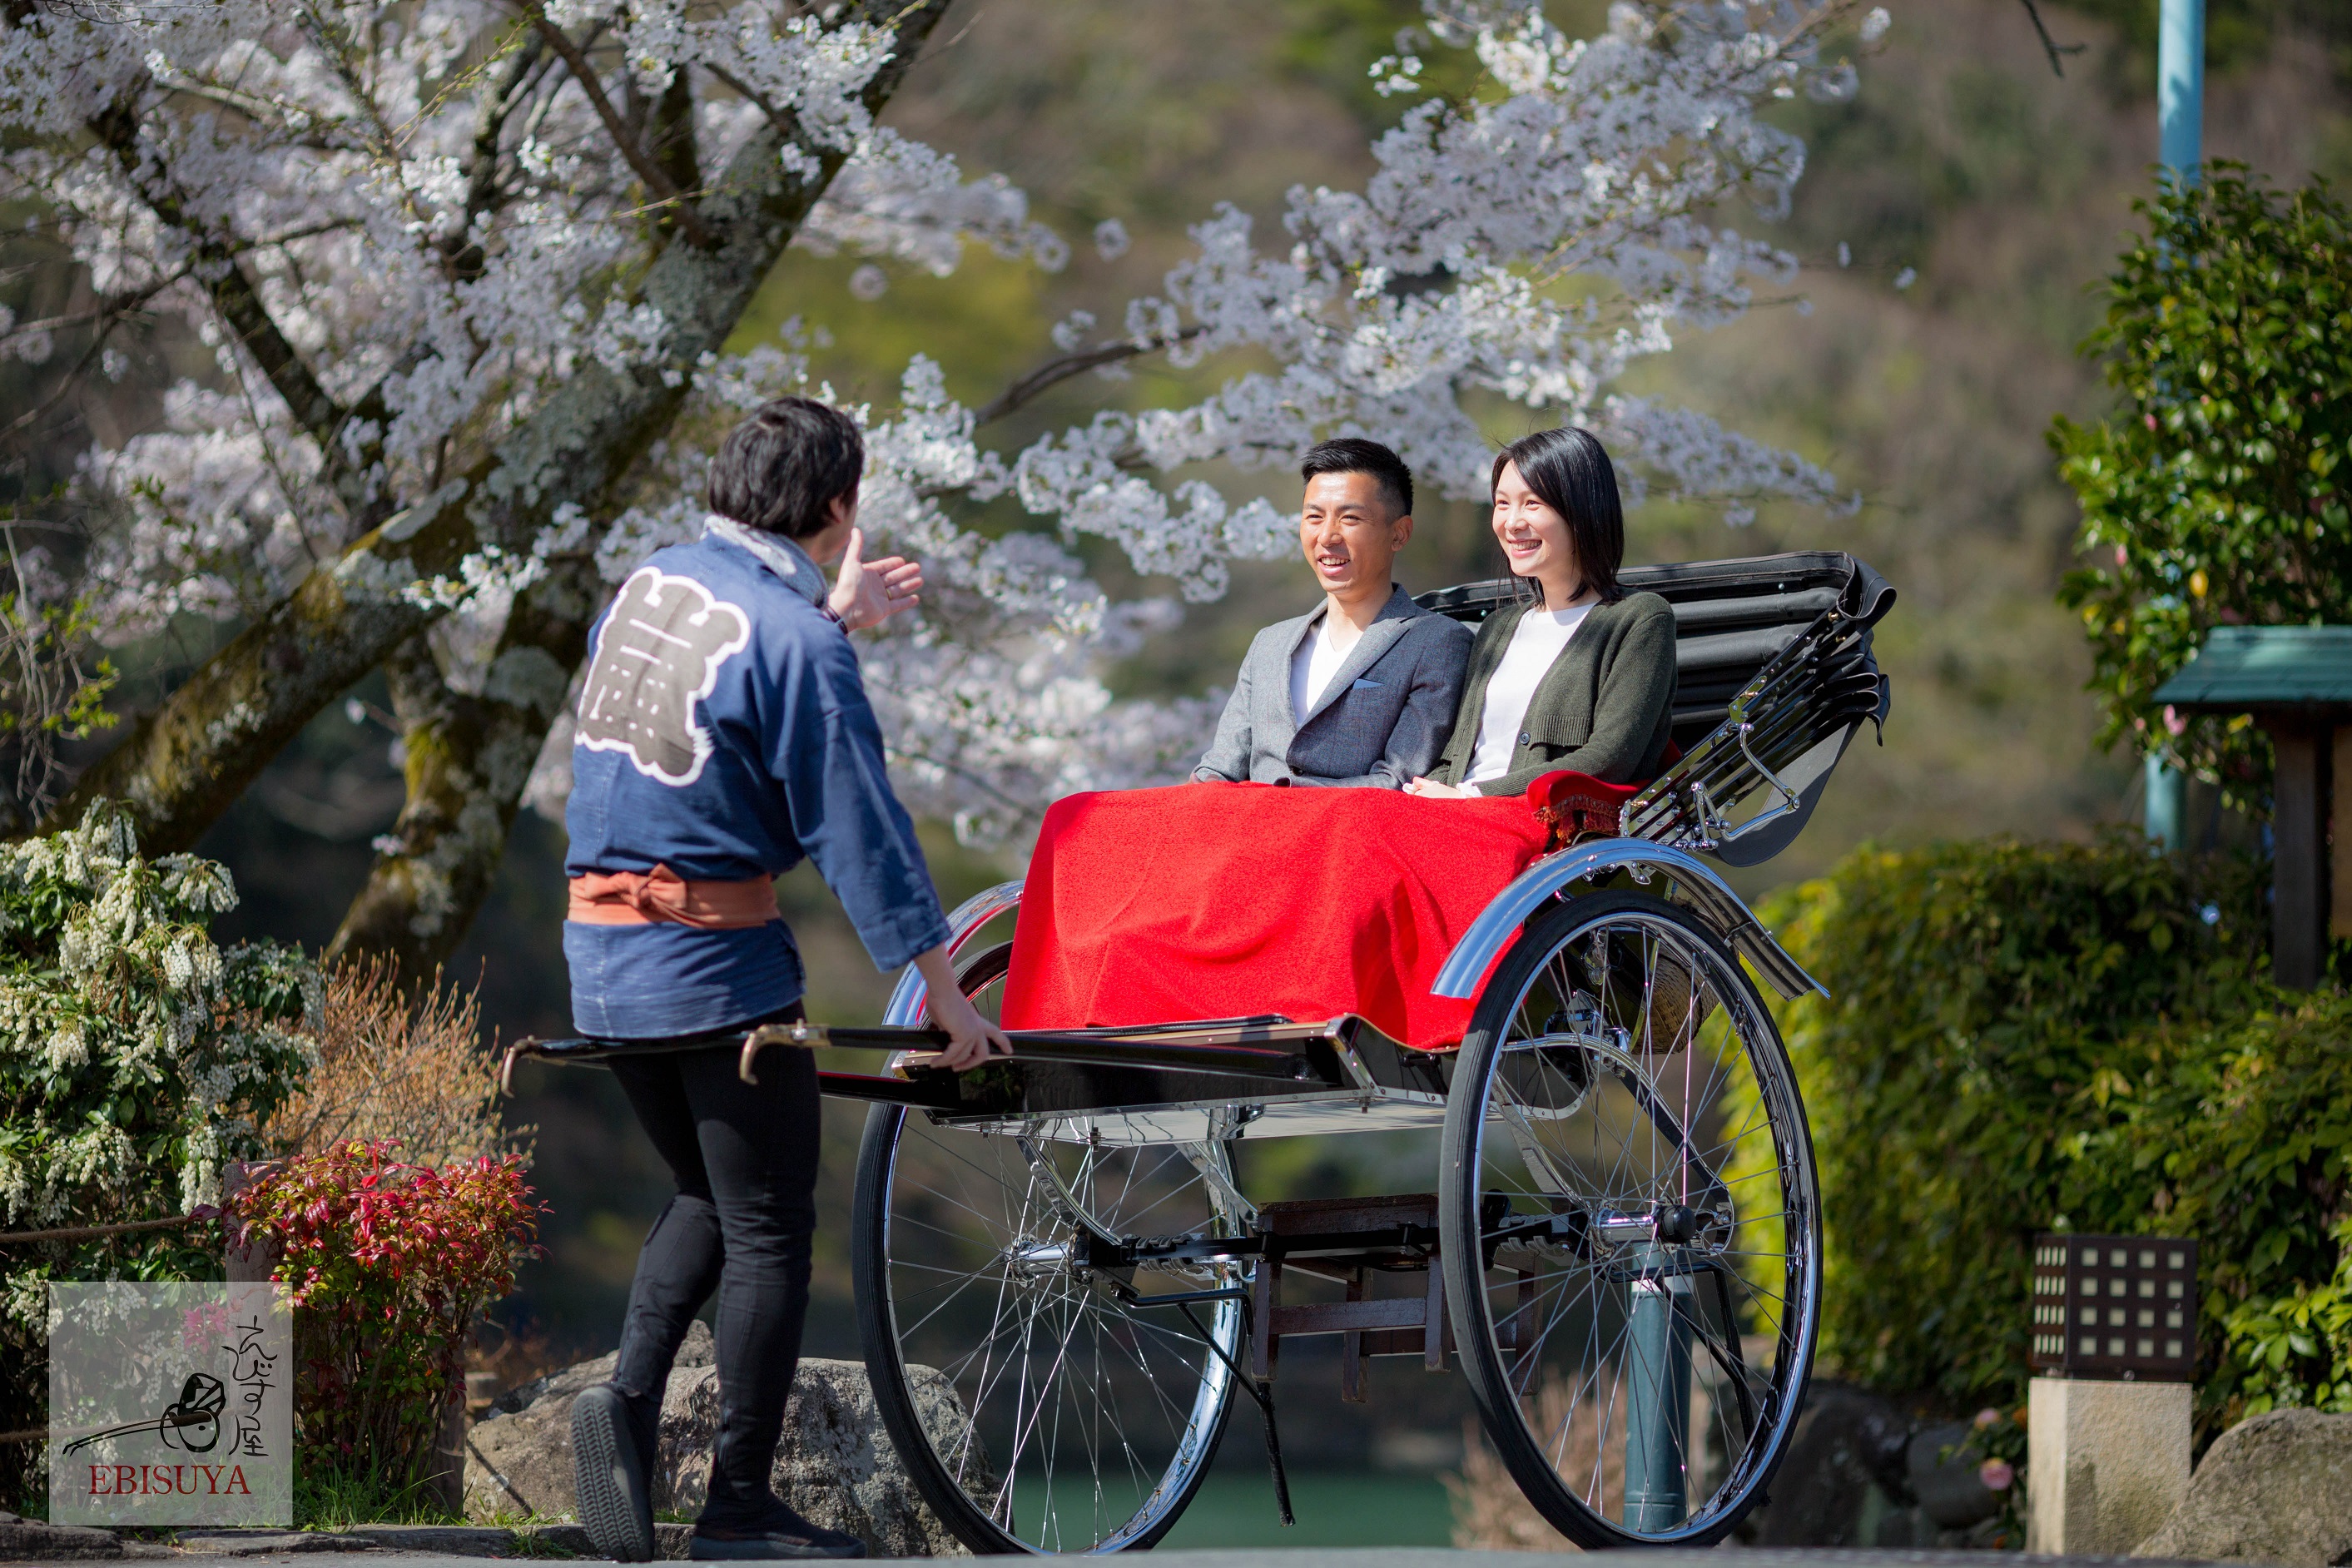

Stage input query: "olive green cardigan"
[{"left": 1431, "top": 591, "right": 1678, "bottom": 796}]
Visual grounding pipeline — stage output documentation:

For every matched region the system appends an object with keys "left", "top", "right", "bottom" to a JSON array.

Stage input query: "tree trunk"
[
  {"left": 42, "top": 0, "right": 955, "bottom": 856},
  {"left": 325, "top": 558, "right": 600, "bottom": 970}
]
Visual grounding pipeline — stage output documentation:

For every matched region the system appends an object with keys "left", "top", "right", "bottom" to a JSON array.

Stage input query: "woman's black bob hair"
[{"left": 1492, "top": 425, "right": 1625, "bottom": 603}]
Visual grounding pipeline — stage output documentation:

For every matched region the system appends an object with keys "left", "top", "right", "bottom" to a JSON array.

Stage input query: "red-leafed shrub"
[{"left": 224, "top": 1141, "right": 543, "bottom": 1496}]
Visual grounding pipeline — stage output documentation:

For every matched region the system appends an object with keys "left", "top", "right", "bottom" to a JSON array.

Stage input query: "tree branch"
[
  {"left": 158, "top": 77, "right": 370, "bottom": 153},
  {"left": 649, "top": 66, "right": 700, "bottom": 210},
  {"left": 444, "top": 30, "right": 545, "bottom": 283},
  {"left": 0, "top": 275, "right": 183, "bottom": 353},
  {"left": 973, "top": 328, "right": 1206, "bottom": 427},
  {"left": 2017, "top": 0, "right": 2086, "bottom": 77},
  {"left": 701, "top": 62, "right": 785, "bottom": 127},
  {"left": 0, "top": 325, "right": 113, "bottom": 445},
  {"left": 522, "top": 5, "right": 715, "bottom": 246},
  {"left": 88, "top": 89, "right": 351, "bottom": 462}
]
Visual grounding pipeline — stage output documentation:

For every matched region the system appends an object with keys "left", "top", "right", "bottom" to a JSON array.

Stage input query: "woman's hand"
[
  {"left": 827, "top": 528, "right": 924, "bottom": 631},
  {"left": 907, "top": 945, "right": 1013, "bottom": 1071},
  {"left": 1405, "top": 776, "right": 1473, "bottom": 798}
]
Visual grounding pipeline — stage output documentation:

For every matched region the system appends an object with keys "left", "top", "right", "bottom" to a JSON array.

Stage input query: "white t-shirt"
[
  {"left": 1289, "top": 612, "right": 1358, "bottom": 723},
  {"left": 1463, "top": 602, "right": 1595, "bottom": 785}
]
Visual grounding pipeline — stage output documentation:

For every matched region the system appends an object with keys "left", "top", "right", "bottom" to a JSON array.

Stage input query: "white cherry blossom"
[{"left": 3, "top": 0, "right": 1873, "bottom": 850}]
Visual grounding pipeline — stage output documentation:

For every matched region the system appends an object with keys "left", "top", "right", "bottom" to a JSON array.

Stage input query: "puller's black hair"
[{"left": 708, "top": 396, "right": 865, "bottom": 539}]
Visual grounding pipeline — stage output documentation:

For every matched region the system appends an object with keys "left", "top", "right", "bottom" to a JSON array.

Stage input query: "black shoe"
[
  {"left": 572, "top": 1384, "right": 657, "bottom": 1563},
  {"left": 689, "top": 1502, "right": 867, "bottom": 1560}
]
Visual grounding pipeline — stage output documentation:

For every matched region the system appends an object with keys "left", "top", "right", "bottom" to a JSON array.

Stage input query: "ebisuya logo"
[{"left": 50, "top": 1283, "right": 292, "bottom": 1526}]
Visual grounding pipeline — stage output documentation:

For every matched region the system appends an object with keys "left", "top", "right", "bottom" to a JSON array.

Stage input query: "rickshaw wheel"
[
  {"left": 853, "top": 942, "right": 1244, "bottom": 1556},
  {"left": 1438, "top": 889, "right": 1820, "bottom": 1548}
]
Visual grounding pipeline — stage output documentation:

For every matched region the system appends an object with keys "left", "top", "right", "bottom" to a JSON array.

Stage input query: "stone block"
[
  {"left": 2027, "top": 1375, "right": 2191, "bottom": 1555},
  {"left": 169, "top": 1529, "right": 376, "bottom": 1555},
  {"left": 2134, "top": 1406, "right": 2352, "bottom": 1567},
  {"left": 463, "top": 1323, "right": 974, "bottom": 1557},
  {"left": 0, "top": 1518, "right": 124, "bottom": 1560},
  {"left": 345, "top": 1523, "right": 518, "bottom": 1555}
]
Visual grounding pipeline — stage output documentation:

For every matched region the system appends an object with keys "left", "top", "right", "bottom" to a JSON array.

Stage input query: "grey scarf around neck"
[{"left": 702, "top": 514, "right": 828, "bottom": 607}]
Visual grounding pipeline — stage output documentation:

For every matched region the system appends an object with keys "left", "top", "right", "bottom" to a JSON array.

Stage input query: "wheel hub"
[{"left": 1004, "top": 1236, "right": 1078, "bottom": 1277}]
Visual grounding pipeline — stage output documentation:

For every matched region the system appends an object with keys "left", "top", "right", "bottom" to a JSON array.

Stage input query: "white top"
[
  {"left": 1463, "top": 602, "right": 1596, "bottom": 785},
  {"left": 1289, "top": 611, "right": 1358, "bottom": 723}
]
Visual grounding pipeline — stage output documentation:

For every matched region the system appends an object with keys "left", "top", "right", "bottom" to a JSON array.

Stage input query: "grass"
[{"left": 293, "top": 1466, "right": 464, "bottom": 1532}]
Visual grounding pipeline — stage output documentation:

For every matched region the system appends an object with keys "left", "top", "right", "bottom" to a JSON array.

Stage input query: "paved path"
[{"left": 124, "top": 1549, "right": 2214, "bottom": 1566}]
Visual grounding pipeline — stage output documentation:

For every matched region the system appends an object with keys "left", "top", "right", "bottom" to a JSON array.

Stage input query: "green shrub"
[
  {"left": 227, "top": 1140, "right": 543, "bottom": 1501},
  {"left": 2223, "top": 1217, "right": 2352, "bottom": 1417},
  {"left": 2049, "top": 166, "right": 2352, "bottom": 810},
  {"left": 2072, "top": 997, "right": 2352, "bottom": 1423},
  {"left": 0, "top": 800, "right": 316, "bottom": 1511},
  {"left": 1764, "top": 833, "right": 2273, "bottom": 1410}
]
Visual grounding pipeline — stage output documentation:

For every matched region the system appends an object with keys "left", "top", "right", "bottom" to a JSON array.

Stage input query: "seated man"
[{"left": 1193, "top": 438, "right": 1472, "bottom": 788}]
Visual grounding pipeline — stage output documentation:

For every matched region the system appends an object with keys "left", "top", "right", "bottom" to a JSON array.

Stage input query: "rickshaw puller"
[{"left": 562, "top": 398, "right": 1010, "bottom": 1562}]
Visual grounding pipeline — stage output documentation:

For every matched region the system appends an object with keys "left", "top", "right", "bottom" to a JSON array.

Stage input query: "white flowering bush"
[
  {"left": 0, "top": 799, "right": 316, "bottom": 1504},
  {"left": 3, "top": 0, "right": 1880, "bottom": 958}
]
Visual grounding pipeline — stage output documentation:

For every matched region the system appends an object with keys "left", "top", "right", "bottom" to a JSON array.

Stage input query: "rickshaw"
[{"left": 511, "top": 549, "right": 1894, "bottom": 1555}]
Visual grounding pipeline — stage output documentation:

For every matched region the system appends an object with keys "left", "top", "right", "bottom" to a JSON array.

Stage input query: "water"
[
  {"left": 1158, "top": 1471, "right": 1456, "bottom": 1549},
  {"left": 1000, "top": 1470, "right": 1456, "bottom": 1551}
]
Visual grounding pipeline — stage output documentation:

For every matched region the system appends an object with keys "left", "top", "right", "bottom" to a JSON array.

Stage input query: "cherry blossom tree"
[{"left": 0, "top": 0, "right": 1874, "bottom": 970}]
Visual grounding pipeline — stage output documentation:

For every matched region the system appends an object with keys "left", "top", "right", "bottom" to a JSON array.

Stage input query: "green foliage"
[
  {"left": 1779, "top": 835, "right": 2352, "bottom": 1433},
  {"left": 0, "top": 800, "right": 317, "bottom": 1509},
  {"left": 1764, "top": 833, "right": 2270, "bottom": 1407},
  {"left": 2223, "top": 1218, "right": 2352, "bottom": 1417},
  {"left": 2068, "top": 997, "right": 2352, "bottom": 1422},
  {"left": 2049, "top": 167, "right": 2352, "bottom": 811}
]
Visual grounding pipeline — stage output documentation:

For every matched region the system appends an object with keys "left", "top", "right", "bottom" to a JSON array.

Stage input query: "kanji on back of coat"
[{"left": 577, "top": 569, "right": 752, "bottom": 788}]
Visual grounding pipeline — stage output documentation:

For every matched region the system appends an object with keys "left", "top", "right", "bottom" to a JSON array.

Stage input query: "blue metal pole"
[
  {"left": 2146, "top": 0, "right": 2203, "bottom": 850},
  {"left": 2145, "top": 752, "right": 2185, "bottom": 851},
  {"left": 2158, "top": 0, "right": 2205, "bottom": 180},
  {"left": 1622, "top": 1255, "right": 1693, "bottom": 1531}
]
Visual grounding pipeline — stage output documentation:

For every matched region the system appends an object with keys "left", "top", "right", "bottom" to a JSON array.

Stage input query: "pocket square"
[{"left": 1351, "top": 677, "right": 1382, "bottom": 690}]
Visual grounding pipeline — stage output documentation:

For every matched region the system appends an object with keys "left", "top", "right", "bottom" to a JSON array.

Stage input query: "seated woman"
[{"left": 1405, "top": 426, "right": 1675, "bottom": 800}]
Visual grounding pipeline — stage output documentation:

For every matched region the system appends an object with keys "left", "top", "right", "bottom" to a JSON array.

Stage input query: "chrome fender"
[
  {"left": 883, "top": 879, "right": 1025, "bottom": 1027},
  {"left": 1432, "top": 841, "right": 1825, "bottom": 1004}
]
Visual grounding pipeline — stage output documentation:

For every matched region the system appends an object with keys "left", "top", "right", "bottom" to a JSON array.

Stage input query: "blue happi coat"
[{"left": 563, "top": 517, "right": 950, "bottom": 1039}]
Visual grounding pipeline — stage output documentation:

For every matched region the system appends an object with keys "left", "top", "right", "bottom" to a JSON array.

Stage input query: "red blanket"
[{"left": 1000, "top": 782, "right": 1559, "bottom": 1049}]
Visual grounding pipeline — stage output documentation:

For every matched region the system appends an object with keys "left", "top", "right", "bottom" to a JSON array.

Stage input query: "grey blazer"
[{"left": 1193, "top": 586, "right": 1473, "bottom": 789}]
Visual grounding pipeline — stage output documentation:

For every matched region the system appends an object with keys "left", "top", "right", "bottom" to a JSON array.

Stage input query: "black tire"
[
  {"left": 1437, "top": 890, "right": 1819, "bottom": 1547},
  {"left": 853, "top": 942, "right": 1243, "bottom": 1554}
]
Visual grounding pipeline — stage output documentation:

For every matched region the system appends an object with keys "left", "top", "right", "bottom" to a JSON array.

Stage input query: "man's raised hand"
[{"left": 828, "top": 527, "right": 925, "bottom": 631}]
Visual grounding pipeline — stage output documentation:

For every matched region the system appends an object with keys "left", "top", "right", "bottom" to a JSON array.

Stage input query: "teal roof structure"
[{"left": 2154, "top": 626, "right": 2352, "bottom": 710}]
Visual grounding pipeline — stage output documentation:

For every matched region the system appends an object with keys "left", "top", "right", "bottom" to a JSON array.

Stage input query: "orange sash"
[{"left": 566, "top": 864, "right": 780, "bottom": 929}]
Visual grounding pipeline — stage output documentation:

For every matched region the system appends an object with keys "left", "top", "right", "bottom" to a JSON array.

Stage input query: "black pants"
[{"left": 608, "top": 1005, "right": 817, "bottom": 1523}]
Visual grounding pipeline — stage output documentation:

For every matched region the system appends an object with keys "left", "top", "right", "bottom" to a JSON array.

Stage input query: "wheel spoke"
[
  {"left": 862, "top": 973, "right": 1243, "bottom": 1557},
  {"left": 1446, "top": 895, "right": 1818, "bottom": 1548}
]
